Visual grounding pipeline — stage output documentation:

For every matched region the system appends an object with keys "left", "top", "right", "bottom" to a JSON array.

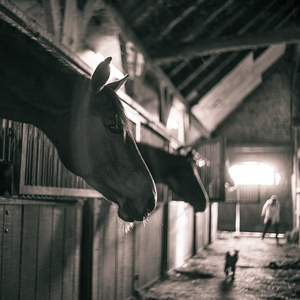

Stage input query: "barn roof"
[
  {"left": 110, "top": 0, "right": 300, "bottom": 133},
  {"left": 1, "top": 0, "right": 300, "bottom": 137}
]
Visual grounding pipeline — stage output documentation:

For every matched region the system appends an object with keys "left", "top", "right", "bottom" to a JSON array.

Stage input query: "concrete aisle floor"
[{"left": 139, "top": 233, "right": 300, "bottom": 300}]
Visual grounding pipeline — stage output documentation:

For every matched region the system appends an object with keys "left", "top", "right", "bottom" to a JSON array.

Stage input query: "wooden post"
[
  {"left": 235, "top": 188, "right": 241, "bottom": 236},
  {"left": 160, "top": 188, "right": 170, "bottom": 277}
]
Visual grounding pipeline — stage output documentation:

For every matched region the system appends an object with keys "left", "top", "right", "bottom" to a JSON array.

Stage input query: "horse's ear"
[
  {"left": 106, "top": 74, "right": 129, "bottom": 92},
  {"left": 91, "top": 57, "right": 112, "bottom": 93}
]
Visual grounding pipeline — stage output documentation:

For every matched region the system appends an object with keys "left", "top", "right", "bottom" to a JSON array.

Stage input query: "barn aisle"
[{"left": 139, "top": 232, "right": 300, "bottom": 300}]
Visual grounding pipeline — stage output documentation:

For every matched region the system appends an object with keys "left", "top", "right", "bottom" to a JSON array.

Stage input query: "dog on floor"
[{"left": 224, "top": 250, "right": 239, "bottom": 280}]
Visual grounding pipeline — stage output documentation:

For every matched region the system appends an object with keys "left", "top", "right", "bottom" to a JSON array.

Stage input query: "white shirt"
[{"left": 261, "top": 198, "right": 280, "bottom": 224}]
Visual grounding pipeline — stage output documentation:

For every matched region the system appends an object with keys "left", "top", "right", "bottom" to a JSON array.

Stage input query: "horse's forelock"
[{"left": 97, "top": 87, "right": 130, "bottom": 140}]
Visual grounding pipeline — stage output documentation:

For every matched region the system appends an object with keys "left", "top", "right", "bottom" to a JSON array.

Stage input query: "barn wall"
[
  {"left": 214, "top": 66, "right": 293, "bottom": 233},
  {"left": 0, "top": 199, "right": 82, "bottom": 300},
  {"left": 0, "top": 4, "right": 212, "bottom": 300},
  {"left": 213, "top": 67, "right": 292, "bottom": 146},
  {"left": 0, "top": 111, "right": 210, "bottom": 300},
  {"left": 218, "top": 149, "right": 293, "bottom": 233},
  {"left": 83, "top": 198, "right": 164, "bottom": 300},
  {"left": 195, "top": 204, "right": 210, "bottom": 253}
]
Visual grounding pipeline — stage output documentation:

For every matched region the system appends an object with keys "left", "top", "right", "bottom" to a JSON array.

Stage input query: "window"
[{"left": 229, "top": 162, "right": 281, "bottom": 186}]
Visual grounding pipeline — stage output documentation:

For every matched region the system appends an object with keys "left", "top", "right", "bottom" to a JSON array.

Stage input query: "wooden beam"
[
  {"left": 177, "top": 55, "right": 218, "bottom": 91},
  {"left": 192, "top": 45, "right": 285, "bottom": 132},
  {"left": 187, "top": 53, "right": 239, "bottom": 103},
  {"left": 210, "top": 7, "right": 246, "bottom": 39},
  {"left": 105, "top": 6, "right": 191, "bottom": 107},
  {"left": 168, "top": 61, "right": 189, "bottom": 78},
  {"left": 159, "top": 0, "right": 206, "bottom": 40},
  {"left": 152, "top": 29, "right": 300, "bottom": 64},
  {"left": 183, "top": 0, "right": 234, "bottom": 43},
  {"left": 236, "top": 0, "right": 277, "bottom": 35},
  {"left": 291, "top": 43, "right": 300, "bottom": 124},
  {"left": 62, "top": 0, "right": 80, "bottom": 50},
  {"left": 80, "top": 0, "right": 104, "bottom": 37},
  {"left": 43, "top": 0, "right": 61, "bottom": 38},
  {"left": 0, "top": 1, "right": 92, "bottom": 76},
  {"left": 273, "top": 6, "right": 300, "bottom": 31},
  {"left": 257, "top": 0, "right": 296, "bottom": 33},
  {"left": 131, "top": 1, "right": 156, "bottom": 26}
]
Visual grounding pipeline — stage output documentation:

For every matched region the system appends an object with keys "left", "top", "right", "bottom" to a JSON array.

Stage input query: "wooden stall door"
[
  {"left": 84, "top": 199, "right": 164, "bottom": 300},
  {"left": 0, "top": 200, "right": 83, "bottom": 300},
  {"left": 195, "top": 205, "right": 210, "bottom": 254},
  {"left": 196, "top": 137, "right": 226, "bottom": 201}
]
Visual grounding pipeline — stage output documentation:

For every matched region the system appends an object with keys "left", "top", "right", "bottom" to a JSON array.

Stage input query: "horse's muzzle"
[{"left": 118, "top": 197, "right": 156, "bottom": 222}]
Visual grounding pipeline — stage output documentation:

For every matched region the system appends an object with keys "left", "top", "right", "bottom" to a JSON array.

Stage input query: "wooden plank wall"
[
  {"left": 85, "top": 198, "right": 164, "bottom": 300},
  {"left": 0, "top": 199, "right": 83, "bottom": 300},
  {"left": 135, "top": 205, "right": 163, "bottom": 289},
  {"left": 168, "top": 201, "right": 194, "bottom": 270},
  {"left": 195, "top": 205, "right": 210, "bottom": 253}
]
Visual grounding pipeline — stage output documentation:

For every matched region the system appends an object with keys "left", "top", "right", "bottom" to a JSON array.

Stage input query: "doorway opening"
[{"left": 227, "top": 161, "right": 282, "bottom": 236}]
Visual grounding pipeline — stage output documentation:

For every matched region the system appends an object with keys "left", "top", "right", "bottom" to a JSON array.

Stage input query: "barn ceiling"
[
  {"left": 2, "top": 0, "right": 300, "bottom": 137},
  {"left": 110, "top": 0, "right": 300, "bottom": 133}
]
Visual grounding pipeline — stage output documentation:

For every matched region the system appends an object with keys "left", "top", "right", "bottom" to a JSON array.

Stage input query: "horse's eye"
[{"left": 107, "top": 124, "right": 122, "bottom": 134}]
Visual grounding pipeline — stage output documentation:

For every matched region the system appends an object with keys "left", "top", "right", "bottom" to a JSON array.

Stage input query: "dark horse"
[
  {"left": 0, "top": 19, "right": 156, "bottom": 222},
  {"left": 137, "top": 143, "right": 209, "bottom": 212}
]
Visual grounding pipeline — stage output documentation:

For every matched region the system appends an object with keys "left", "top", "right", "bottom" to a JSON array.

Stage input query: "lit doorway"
[{"left": 227, "top": 162, "right": 281, "bottom": 235}]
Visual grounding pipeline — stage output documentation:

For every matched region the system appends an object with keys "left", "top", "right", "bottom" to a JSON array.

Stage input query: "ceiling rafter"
[
  {"left": 155, "top": 0, "right": 278, "bottom": 65},
  {"left": 257, "top": 0, "right": 295, "bottom": 33},
  {"left": 132, "top": 1, "right": 158, "bottom": 27},
  {"left": 43, "top": 0, "right": 61, "bottom": 37},
  {"left": 210, "top": 7, "right": 246, "bottom": 39},
  {"left": 187, "top": 52, "right": 239, "bottom": 103},
  {"left": 162, "top": 0, "right": 298, "bottom": 109},
  {"left": 177, "top": 55, "right": 218, "bottom": 91},
  {"left": 168, "top": 61, "right": 189, "bottom": 78},
  {"left": 179, "top": 1, "right": 297, "bottom": 104},
  {"left": 163, "top": 6, "right": 246, "bottom": 80},
  {"left": 235, "top": 0, "right": 278, "bottom": 34},
  {"left": 109, "top": 0, "right": 300, "bottom": 135},
  {"left": 163, "top": 8, "right": 245, "bottom": 78},
  {"left": 182, "top": 0, "right": 234, "bottom": 43},
  {"left": 159, "top": 0, "right": 206, "bottom": 41},
  {"left": 152, "top": 29, "right": 300, "bottom": 64},
  {"left": 273, "top": 6, "right": 300, "bottom": 31}
]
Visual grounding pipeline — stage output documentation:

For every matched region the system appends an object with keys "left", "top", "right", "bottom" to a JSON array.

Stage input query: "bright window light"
[
  {"left": 78, "top": 50, "right": 125, "bottom": 79},
  {"left": 229, "top": 162, "right": 281, "bottom": 185},
  {"left": 167, "top": 117, "right": 179, "bottom": 130}
]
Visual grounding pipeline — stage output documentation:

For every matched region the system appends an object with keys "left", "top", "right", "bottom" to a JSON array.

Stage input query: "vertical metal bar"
[
  {"left": 25, "top": 125, "right": 30, "bottom": 186},
  {"left": 31, "top": 127, "right": 38, "bottom": 186},
  {"left": 36, "top": 133, "right": 42, "bottom": 186},
  {"left": 19, "top": 124, "right": 29, "bottom": 193},
  {"left": 7, "top": 120, "right": 12, "bottom": 161},
  {"left": 2, "top": 119, "right": 7, "bottom": 160},
  {"left": 53, "top": 149, "right": 58, "bottom": 187}
]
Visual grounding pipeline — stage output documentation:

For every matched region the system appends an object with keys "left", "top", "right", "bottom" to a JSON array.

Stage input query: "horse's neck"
[{"left": 1, "top": 70, "right": 91, "bottom": 176}]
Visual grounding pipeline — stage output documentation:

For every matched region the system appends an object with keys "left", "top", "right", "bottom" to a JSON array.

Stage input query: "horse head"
[
  {"left": 69, "top": 57, "right": 157, "bottom": 222},
  {"left": 0, "top": 24, "right": 156, "bottom": 223}
]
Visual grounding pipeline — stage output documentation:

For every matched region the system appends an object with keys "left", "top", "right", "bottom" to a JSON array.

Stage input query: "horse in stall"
[
  {"left": 137, "top": 143, "right": 209, "bottom": 212},
  {"left": 0, "top": 20, "right": 156, "bottom": 222}
]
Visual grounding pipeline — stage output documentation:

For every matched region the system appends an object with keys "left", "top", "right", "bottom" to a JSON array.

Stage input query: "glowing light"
[
  {"left": 78, "top": 50, "right": 125, "bottom": 79},
  {"left": 167, "top": 117, "right": 179, "bottom": 130},
  {"left": 229, "top": 162, "right": 281, "bottom": 185}
]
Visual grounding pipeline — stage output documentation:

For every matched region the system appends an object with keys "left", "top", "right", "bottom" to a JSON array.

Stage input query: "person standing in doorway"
[{"left": 261, "top": 195, "right": 280, "bottom": 244}]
